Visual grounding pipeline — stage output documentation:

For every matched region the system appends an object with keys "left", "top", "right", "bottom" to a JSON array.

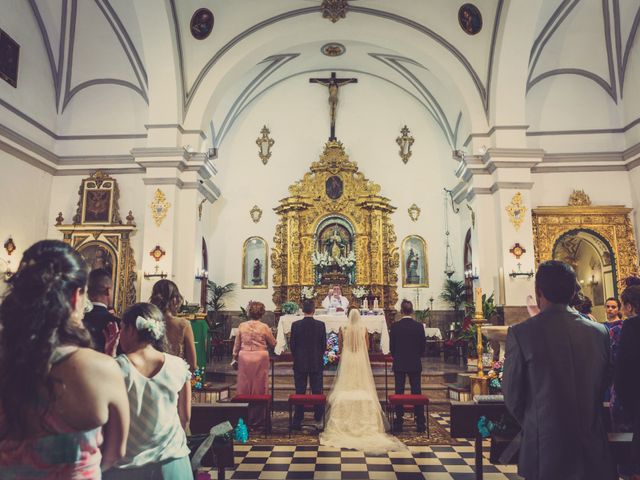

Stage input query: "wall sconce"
[
  {"left": 464, "top": 268, "right": 479, "bottom": 280},
  {"left": 396, "top": 125, "right": 414, "bottom": 164},
  {"left": 195, "top": 267, "right": 209, "bottom": 281},
  {"left": 509, "top": 262, "right": 534, "bottom": 279},
  {"left": 588, "top": 274, "right": 599, "bottom": 286},
  {"left": 256, "top": 125, "right": 275, "bottom": 165},
  {"left": 4, "top": 236, "right": 16, "bottom": 256},
  {"left": 144, "top": 265, "right": 167, "bottom": 280}
]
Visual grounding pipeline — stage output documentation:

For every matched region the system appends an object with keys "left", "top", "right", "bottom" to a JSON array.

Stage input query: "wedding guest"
[
  {"left": 104, "top": 302, "right": 192, "bottom": 479},
  {"left": 613, "top": 285, "right": 640, "bottom": 477},
  {"left": 321, "top": 285, "right": 349, "bottom": 311},
  {"left": 150, "top": 279, "right": 197, "bottom": 371},
  {"left": 576, "top": 295, "right": 598, "bottom": 322},
  {"left": 0, "top": 240, "right": 129, "bottom": 478},
  {"left": 84, "top": 268, "right": 119, "bottom": 352},
  {"left": 389, "top": 299, "right": 426, "bottom": 432},
  {"left": 603, "top": 297, "right": 624, "bottom": 403},
  {"left": 290, "top": 299, "right": 327, "bottom": 430},
  {"left": 605, "top": 297, "right": 622, "bottom": 322},
  {"left": 232, "top": 301, "right": 277, "bottom": 426},
  {"left": 503, "top": 260, "right": 613, "bottom": 480}
]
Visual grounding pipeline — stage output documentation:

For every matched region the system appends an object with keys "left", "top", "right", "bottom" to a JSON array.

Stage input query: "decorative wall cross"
[{"left": 309, "top": 71, "right": 358, "bottom": 140}]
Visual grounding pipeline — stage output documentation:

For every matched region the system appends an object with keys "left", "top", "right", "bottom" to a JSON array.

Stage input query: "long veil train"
[{"left": 319, "top": 309, "right": 407, "bottom": 454}]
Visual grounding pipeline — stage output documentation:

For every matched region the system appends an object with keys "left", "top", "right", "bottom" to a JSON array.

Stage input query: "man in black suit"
[
  {"left": 83, "top": 268, "right": 119, "bottom": 353},
  {"left": 503, "top": 260, "right": 613, "bottom": 480},
  {"left": 389, "top": 299, "right": 426, "bottom": 432},
  {"left": 289, "top": 299, "right": 327, "bottom": 430}
]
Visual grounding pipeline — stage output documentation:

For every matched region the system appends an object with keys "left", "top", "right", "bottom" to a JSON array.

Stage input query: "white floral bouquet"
[
  {"left": 335, "top": 250, "right": 356, "bottom": 269},
  {"left": 352, "top": 286, "right": 368, "bottom": 299},
  {"left": 311, "top": 250, "right": 332, "bottom": 268},
  {"left": 301, "top": 286, "right": 316, "bottom": 299}
]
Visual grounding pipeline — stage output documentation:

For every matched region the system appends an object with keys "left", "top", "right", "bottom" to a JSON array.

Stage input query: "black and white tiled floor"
[{"left": 207, "top": 411, "right": 522, "bottom": 479}]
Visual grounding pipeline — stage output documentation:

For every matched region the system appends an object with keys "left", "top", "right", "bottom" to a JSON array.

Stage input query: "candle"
[
  {"left": 499, "top": 267, "right": 506, "bottom": 305},
  {"left": 475, "top": 287, "right": 483, "bottom": 317}
]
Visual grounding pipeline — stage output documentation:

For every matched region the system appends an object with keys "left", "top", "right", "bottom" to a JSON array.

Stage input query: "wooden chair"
[{"left": 287, "top": 394, "right": 327, "bottom": 437}]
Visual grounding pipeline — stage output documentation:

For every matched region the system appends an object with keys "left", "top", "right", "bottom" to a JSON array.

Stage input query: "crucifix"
[{"left": 309, "top": 72, "right": 358, "bottom": 140}]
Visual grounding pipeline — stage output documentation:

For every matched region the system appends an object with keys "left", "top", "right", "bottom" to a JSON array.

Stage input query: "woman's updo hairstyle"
[
  {"left": 149, "top": 279, "right": 183, "bottom": 315},
  {"left": 248, "top": 301, "right": 265, "bottom": 320},
  {"left": 121, "top": 302, "right": 167, "bottom": 352},
  {"left": 621, "top": 285, "right": 640, "bottom": 315},
  {"left": 0, "top": 240, "right": 91, "bottom": 439}
]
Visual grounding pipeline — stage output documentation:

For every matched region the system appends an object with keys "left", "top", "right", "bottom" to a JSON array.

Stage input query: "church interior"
[{"left": 1, "top": 0, "right": 640, "bottom": 479}]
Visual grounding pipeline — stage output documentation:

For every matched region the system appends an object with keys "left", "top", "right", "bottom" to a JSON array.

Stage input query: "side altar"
[{"left": 272, "top": 141, "right": 399, "bottom": 313}]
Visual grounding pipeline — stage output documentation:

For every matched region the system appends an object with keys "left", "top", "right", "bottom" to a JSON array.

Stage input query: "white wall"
[
  {"left": 207, "top": 74, "right": 463, "bottom": 311},
  {"left": 0, "top": 151, "right": 53, "bottom": 280}
]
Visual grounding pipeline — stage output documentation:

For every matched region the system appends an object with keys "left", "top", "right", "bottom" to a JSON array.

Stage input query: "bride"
[{"left": 320, "top": 309, "right": 406, "bottom": 454}]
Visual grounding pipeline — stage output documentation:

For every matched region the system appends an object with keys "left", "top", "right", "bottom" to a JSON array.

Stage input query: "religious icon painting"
[
  {"left": 242, "top": 236, "right": 268, "bottom": 289},
  {"left": 81, "top": 174, "right": 115, "bottom": 224},
  {"left": 325, "top": 175, "right": 343, "bottom": 200},
  {"left": 458, "top": 3, "right": 483, "bottom": 35},
  {"left": 0, "top": 28, "right": 19, "bottom": 87},
  {"left": 401, "top": 235, "right": 429, "bottom": 287},
  {"left": 190, "top": 8, "right": 214, "bottom": 40},
  {"left": 78, "top": 242, "right": 116, "bottom": 279}
]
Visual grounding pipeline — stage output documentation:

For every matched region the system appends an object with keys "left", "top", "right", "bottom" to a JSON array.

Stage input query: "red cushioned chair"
[
  {"left": 230, "top": 394, "right": 272, "bottom": 437},
  {"left": 287, "top": 394, "right": 326, "bottom": 437},
  {"left": 386, "top": 394, "right": 430, "bottom": 436}
]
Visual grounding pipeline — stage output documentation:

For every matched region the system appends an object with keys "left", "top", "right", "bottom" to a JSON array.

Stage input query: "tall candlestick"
[
  {"left": 499, "top": 267, "right": 506, "bottom": 305},
  {"left": 475, "top": 287, "right": 483, "bottom": 319}
]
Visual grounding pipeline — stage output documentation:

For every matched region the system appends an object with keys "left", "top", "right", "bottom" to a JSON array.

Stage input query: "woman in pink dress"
[{"left": 232, "top": 302, "right": 276, "bottom": 425}]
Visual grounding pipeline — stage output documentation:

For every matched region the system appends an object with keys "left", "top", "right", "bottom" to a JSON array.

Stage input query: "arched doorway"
[{"left": 553, "top": 229, "right": 616, "bottom": 320}]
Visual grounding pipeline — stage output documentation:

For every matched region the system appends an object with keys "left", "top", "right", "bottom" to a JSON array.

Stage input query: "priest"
[{"left": 321, "top": 285, "right": 349, "bottom": 311}]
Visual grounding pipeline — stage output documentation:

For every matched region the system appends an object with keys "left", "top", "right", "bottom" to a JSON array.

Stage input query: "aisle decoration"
[{"left": 323, "top": 332, "right": 340, "bottom": 367}]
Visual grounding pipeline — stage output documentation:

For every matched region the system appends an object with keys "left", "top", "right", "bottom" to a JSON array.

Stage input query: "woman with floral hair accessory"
[{"left": 104, "top": 302, "right": 192, "bottom": 479}]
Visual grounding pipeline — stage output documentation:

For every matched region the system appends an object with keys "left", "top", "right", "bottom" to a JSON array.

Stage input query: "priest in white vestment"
[{"left": 322, "top": 285, "right": 349, "bottom": 311}]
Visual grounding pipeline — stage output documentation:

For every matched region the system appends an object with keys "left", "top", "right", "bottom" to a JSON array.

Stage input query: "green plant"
[
  {"left": 282, "top": 301, "right": 299, "bottom": 315},
  {"left": 206, "top": 281, "right": 236, "bottom": 312},
  {"left": 440, "top": 278, "right": 466, "bottom": 328},
  {"left": 239, "top": 306, "right": 248, "bottom": 320},
  {"left": 415, "top": 308, "right": 432, "bottom": 327}
]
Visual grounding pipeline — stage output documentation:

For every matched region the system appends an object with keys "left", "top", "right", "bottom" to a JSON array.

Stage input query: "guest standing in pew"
[
  {"left": 0, "top": 240, "right": 129, "bottom": 478},
  {"left": 613, "top": 284, "right": 640, "bottom": 479},
  {"left": 150, "top": 279, "right": 197, "bottom": 371},
  {"left": 290, "top": 299, "right": 327, "bottom": 430},
  {"left": 104, "top": 302, "right": 193, "bottom": 479},
  {"left": 83, "top": 268, "right": 120, "bottom": 353},
  {"left": 389, "top": 299, "right": 427, "bottom": 433},
  {"left": 503, "top": 260, "right": 613, "bottom": 480},
  {"left": 232, "top": 301, "right": 277, "bottom": 426}
]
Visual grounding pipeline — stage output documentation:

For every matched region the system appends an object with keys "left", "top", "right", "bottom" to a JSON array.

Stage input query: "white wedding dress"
[{"left": 320, "top": 310, "right": 407, "bottom": 454}]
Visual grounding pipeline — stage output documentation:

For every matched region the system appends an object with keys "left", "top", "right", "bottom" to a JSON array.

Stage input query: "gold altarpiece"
[
  {"left": 532, "top": 203, "right": 639, "bottom": 295},
  {"left": 56, "top": 171, "right": 138, "bottom": 315},
  {"left": 272, "top": 141, "right": 399, "bottom": 312}
]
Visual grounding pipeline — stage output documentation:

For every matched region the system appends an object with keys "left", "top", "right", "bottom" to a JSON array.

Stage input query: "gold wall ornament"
[
  {"left": 3, "top": 236, "right": 15, "bottom": 256},
  {"left": 250, "top": 205, "right": 263, "bottom": 223},
  {"left": 506, "top": 192, "right": 527, "bottom": 231},
  {"left": 509, "top": 242, "right": 526, "bottom": 259},
  {"left": 532, "top": 205, "right": 639, "bottom": 295},
  {"left": 150, "top": 189, "right": 171, "bottom": 227},
  {"left": 57, "top": 172, "right": 137, "bottom": 315},
  {"left": 272, "top": 140, "right": 398, "bottom": 312},
  {"left": 321, "top": 0, "right": 348, "bottom": 23},
  {"left": 256, "top": 125, "right": 274, "bottom": 165},
  {"left": 568, "top": 189, "right": 592, "bottom": 206},
  {"left": 408, "top": 204, "right": 421, "bottom": 222},
  {"left": 149, "top": 245, "right": 166, "bottom": 262},
  {"left": 396, "top": 125, "right": 414, "bottom": 164}
]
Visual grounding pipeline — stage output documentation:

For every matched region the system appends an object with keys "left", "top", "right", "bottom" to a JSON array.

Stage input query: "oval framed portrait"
[
  {"left": 190, "top": 8, "right": 214, "bottom": 40},
  {"left": 458, "top": 4, "right": 483, "bottom": 35},
  {"left": 325, "top": 175, "right": 343, "bottom": 200}
]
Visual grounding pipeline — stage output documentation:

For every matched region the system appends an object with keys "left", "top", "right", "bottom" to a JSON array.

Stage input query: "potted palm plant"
[{"left": 439, "top": 278, "right": 466, "bottom": 330}]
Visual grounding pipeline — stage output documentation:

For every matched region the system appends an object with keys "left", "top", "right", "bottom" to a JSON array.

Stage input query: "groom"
[
  {"left": 390, "top": 299, "right": 427, "bottom": 432},
  {"left": 290, "top": 299, "right": 327, "bottom": 430}
]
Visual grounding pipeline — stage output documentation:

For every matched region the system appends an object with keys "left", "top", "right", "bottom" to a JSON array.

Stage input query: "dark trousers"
[
  {"left": 293, "top": 370, "right": 324, "bottom": 424},
  {"left": 394, "top": 371, "right": 426, "bottom": 428}
]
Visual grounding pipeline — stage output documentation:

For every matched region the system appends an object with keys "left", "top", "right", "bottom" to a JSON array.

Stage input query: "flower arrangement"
[
  {"left": 323, "top": 332, "right": 340, "bottom": 366},
  {"left": 191, "top": 366, "right": 205, "bottom": 390},
  {"left": 311, "top": 250, "right": 332, "bottom": 269},
  {"left": 335, "top": 250, "right": 356, "bottom": 270},
  {"left": 301, "top": 286, "right": 315, "bottom": 300},
  {"left": 281, "top": 301, "right": 299, "bottom": 315},
  {"left": 352, "top": 286, "right": 368, "bottom": 299},
  {"left": 487, "top": 360, "right": 503, "bottom": 393}
]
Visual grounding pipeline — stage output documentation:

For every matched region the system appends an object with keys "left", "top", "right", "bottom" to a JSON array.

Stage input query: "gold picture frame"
[
  {"left": 401, "top": 235, "right": 429, "bottom": 287},
  {"left": 77, "top": 171, "right": 118, "bottom": 224},
  {"left": 242, "top": 236, "right": 268, "bottom": 289}
]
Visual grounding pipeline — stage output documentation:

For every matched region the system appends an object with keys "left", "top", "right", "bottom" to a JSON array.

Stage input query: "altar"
[{"left": 274, "top": 313, "right": 390, "bottom": 354}]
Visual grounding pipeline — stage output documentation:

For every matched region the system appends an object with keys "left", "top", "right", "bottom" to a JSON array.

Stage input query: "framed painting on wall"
[
  {"left": 401, "top": 235, "right": 429, "bottom": 287},
  {"left": 242, "top": 236, "right": 268, "bottom": 288}
]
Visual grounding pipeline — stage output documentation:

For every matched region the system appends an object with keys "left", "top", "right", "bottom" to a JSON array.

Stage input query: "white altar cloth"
[
  {"left": 275, "top": 314, "right": 390, "bottom": 354},
  {"left": 424, "top": 327, "right": 443, "bottom": 339}
]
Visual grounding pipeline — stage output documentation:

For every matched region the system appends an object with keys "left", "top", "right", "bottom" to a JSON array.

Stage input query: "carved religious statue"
[
  {"left": 406, "top": 248, "right": 419, "bottom": 284},
  {"left": 252, "top": 258, "right": 262, "bottom": 285},
  {"left": 327, "top": 226, "right": 345, "bottom": 259},
  {"left": 309, "top": 72, "right": 358, "bottom": 140}
]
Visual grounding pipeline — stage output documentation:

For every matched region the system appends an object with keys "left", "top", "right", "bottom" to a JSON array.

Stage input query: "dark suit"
[
  {"left": 503, "top": 304, "right": 613, "bottom": 480},
  {"left": 614, "top": 314, "right": 640, "bottom": 463},
  {"left": 83, "top": 304, "right": 119, "bottom": 353},
  {"left": 289, "top": 316, "right": 326, "bottom": 425},
  {"left": 389, "top": 316, "right": 426, "bottom": 429}
]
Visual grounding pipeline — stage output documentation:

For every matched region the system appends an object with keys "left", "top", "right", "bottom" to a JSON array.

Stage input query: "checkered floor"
[{"left": 209, "top": 411, "right": 523, "bottom": 479}]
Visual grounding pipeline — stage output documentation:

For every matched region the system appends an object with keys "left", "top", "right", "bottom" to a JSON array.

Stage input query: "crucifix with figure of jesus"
[{"left": 309, "top": 72, "right": 358, "bottom": 140}]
